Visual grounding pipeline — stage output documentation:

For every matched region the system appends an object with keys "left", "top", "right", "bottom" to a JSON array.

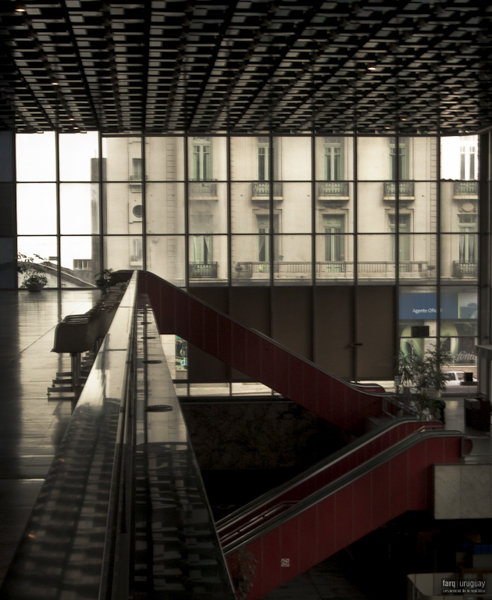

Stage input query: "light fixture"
[
  {"left": 15, "top": 2, "right": 26, "bottom": 13},
  {"left": 367, "top": 65, "right": 377, "bottom": 72}
]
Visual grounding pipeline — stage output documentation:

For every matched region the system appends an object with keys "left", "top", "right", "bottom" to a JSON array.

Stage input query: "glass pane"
[
  {"left": 357, "top": 234, "right": 395, "bottom": 283},
  {"left": 0, "top": 183, "right": 15, "bottom": 236},
  {"left": 315, "top": 136, "right": 353, "bottom": 181},
  {"left": 188, "top": 234, "right": 227, "bottom": 284},
  {"left": 0, "top": 131, "right": 14, "bottom": 182},
  {"left": 357, "top": 182, "right": 388, "bottom": 233},
  {"left": 0, "top": 237, "right": 15, "bottom": 288},
  {"left": 16, "top": 132, "right": 56, "bottom": 181},
  {"left": 102, "top": 136, "right": 142, "bottom": 181},
  {"left": 441, "top": 234, "right": 478, "bottom": 283},
  {"left": 104, "top": 236, "right": 143, "bottom": 271},
  {"left": 146, "top": 183, "right": 185, "bottom": 234},
  {"left": 17, "top": 236, "right": 58, "bottom": 288},
  {"left": 398, "top": 234, "right": 437, "bottom": 285},
  {"left": 188, "top": 136, "right": 226, "bottom": 181},
  {"left": 273, "top": 235, "right": 312, "bottom": 285},
  {"left": 274, "top": 137, "right": 311, "bottom": 180},
  {"left": 59, "top": 132, "right": 99, "bottom": 181},
  {"left": 231, "top": 137, "right": 259, "bottom": 181},
  {"left": 61, "top": 184, "right": 99, "bottom": 234},
  {"left": 231, "top": 235, "right": 270, "bottom": 286},
  {"left": 357, "top": 137, "right": 392, "bottom": 181},
  {"left": 188, "top": 182, "right": 227, "bottom": 234},
  {"left": 146, "top": 137, "right": 185, "bottom": 181},
  {"left": 441, "top": 135, "right": 479, "bottom": 180},
  {"left": 316, "top": 233, "right": 353, "bottom": 284},
  {"left": 103, "top": 183, "right": 143, "bottom": 235},
  {"left": 147, "top": 235, "right": 185, "bottom": 287},
  {"left": 281, "top": 182, "right": 311, "bottom": 233},
  {"left": 441, "top": 182, "right": 478, "bottom": 233},
  {"left": 60, "top": 236, "right": 100, "bottom": 288},
  {"left": 316, "top": 192, "right": 353, "bottom": 234},
  {"left": 17, "top": 183, "right": 57, "bottom": 235}
]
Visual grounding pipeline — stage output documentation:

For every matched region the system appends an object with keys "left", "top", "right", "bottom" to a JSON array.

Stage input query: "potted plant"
[
  {"left": 396, "top": 344, "right": 452, "bottom": 421},
  {"left": 16, "top": 253, "right": 48, "bottom": 291},
  {"left": 94, "top": 268, "right": 126, "bottom": 293}
]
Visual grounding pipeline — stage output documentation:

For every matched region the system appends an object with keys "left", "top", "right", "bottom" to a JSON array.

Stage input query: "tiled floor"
[
  {"left": 0, "top": 289, "right": 100, "bottom": 583},
  {"left": 0, "top": 289, "right": 489, "bottom": 598}
]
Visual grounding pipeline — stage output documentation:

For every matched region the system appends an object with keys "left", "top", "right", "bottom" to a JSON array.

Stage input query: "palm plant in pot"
[
  {"left": 17, "top": 253, "right": 48, "bottom": 291},
  {"left": 396, "top": 343, "right": 452, "bottom": 422}
]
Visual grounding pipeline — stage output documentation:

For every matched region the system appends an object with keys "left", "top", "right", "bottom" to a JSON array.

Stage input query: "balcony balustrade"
[
  {"left": 453, "top": 261, "right": 478, "bottom": 277},
  {"left": 251, "top": 182, "right": 283, "bottom": 198},
  {"left": 189, "top": 262, "right": 218, "bottom": 278},
  {"left": 317, "top": 181, "right": 349, "bottom": 198},
  {"left": 234, "top": 260, "right": 431, "bottom": 279},
  {"left": 453, "top": 181, "right": 478, "bottom": 196},
  {"left": 383, "top": 181, "right": 415, "bottom": 198},
  {"left": 189, "top": 182, "right": 218, "bottom": 197}
]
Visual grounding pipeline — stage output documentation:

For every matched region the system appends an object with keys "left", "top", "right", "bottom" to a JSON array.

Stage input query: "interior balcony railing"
[
  {"left": 189, "top": 261, "right": 218, "bottom": 278},
  {"left": 0, "top": 272, "right": 235, "bottom": 600},
  {"left": 317, "top": 181, "right": 350, "bottom": 198},
  {"left": 383, "top": 181, "right": 415, "bottom": 199},
  {"left": 453, "top": 261, "right": 478, "bottom": 277},
  {"left": 251, "top": 182, "right": 283, "bottom": 198},
  {"left": 453, "top": 181, "right": 479, "bottom": 196}
]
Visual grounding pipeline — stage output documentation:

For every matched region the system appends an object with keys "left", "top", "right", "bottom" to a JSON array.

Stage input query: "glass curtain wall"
[{"left": 13, "top": 131, "right": 478, "bottom": 371}]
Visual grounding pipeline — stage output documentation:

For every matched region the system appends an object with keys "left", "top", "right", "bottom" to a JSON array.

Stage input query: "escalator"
[{"left": 217, "top": 422, "right": 464, "bottom": 599}]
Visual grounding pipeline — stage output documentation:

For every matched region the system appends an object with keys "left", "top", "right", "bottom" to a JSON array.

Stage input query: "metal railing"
[
  {"left": 384, "top": 181, "right": 415, "bottom": 197},
  {"left": 317, "top": 181, "right": 349, "bottom": 197},
  {"left": 252, "top": 181, "right": 283, "bottom": 197},
  {"left": 189, "top": 181, "right": 218, "bottom": 196},
  {"left": 454, "top": 181, "right": 478, "bottom": 195},
  {"left": 189, "top": 261, "right": 218, "bottom": 278},
  {"left": 453, "top": 261, "right": 478, "bottom": 277},
  {"left": 234, "top": 260, "right": 429, "bottom": 277}
]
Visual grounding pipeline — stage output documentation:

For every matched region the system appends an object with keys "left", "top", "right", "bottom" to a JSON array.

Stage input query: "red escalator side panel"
[{"left": 231, "top": 436, "right": 462, "bottom": 600}]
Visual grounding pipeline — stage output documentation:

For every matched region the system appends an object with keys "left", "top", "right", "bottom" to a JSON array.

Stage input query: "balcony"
[
  {"left": 189, "top": 262, "right": 218, "bottom": 278},
  {"left": 317, "top": 182, "right": 350, "bottom": 201},
  {"left": 251, "top": 182, "right": 283, "bottom": 201},
  {"left": 189, "top": 182, "right": 218, "bottom": 199},
  {"left": 453, "top": 181, "right": 478, "bottom": 198},
  {"left": 234, "top": 260, "right": 431, "bottom": 280},
  {"left": 453, "top": 261, "right": 478, "bottom": 278},
  {"left": 129, "top": 174, "right": 144, "bottom": 191},
  {"left": 383, "top": 181, "right": 415, "bottom": 201}
]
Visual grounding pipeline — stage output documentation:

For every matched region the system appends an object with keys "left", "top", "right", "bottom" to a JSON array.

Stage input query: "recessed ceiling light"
[
  {"left": 15, "top": 2, "right": 26, "bottom": 13},
  {"left": 367, "top": 66, "right": 377, "bottom": 72}
]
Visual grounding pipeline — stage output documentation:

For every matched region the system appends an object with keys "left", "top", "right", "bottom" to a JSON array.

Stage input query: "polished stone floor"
[
  {"left": 0, "top": 289, "right": 489, "bottom": 599},
  {"left": 0, "top": 289, "right": 100, "bottom": 583}
]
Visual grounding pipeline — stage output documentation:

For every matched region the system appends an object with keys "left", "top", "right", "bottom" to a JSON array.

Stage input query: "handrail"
[
  {"left": 138, "top": 271, "right": 415, "bottom": 432},
  {"left": 222, "top": 428, "right": 464, "bottom": 555},
  {"left": 217, "top": 419, "right": 439, "bottom": 535},
  {"left": 0, "top": 274, "right": 138, "bottom": 599}
]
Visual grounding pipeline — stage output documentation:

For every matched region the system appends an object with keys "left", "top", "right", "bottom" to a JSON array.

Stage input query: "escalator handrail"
[
  {"left": 222, "top": 428, "right": 464, "bottom": 555},
  {"left": 217, "top": 418, "right": 440, "bottom": 533}
]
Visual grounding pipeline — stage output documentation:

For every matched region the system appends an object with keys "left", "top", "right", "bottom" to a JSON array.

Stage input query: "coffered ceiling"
[{"left": 0, "top": 0, "right": 490, "bottom": 135}]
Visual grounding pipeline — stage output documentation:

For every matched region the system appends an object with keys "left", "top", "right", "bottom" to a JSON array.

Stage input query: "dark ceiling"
[{"left": 0, "top": 0, "right": 491, "bottom": 135}]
